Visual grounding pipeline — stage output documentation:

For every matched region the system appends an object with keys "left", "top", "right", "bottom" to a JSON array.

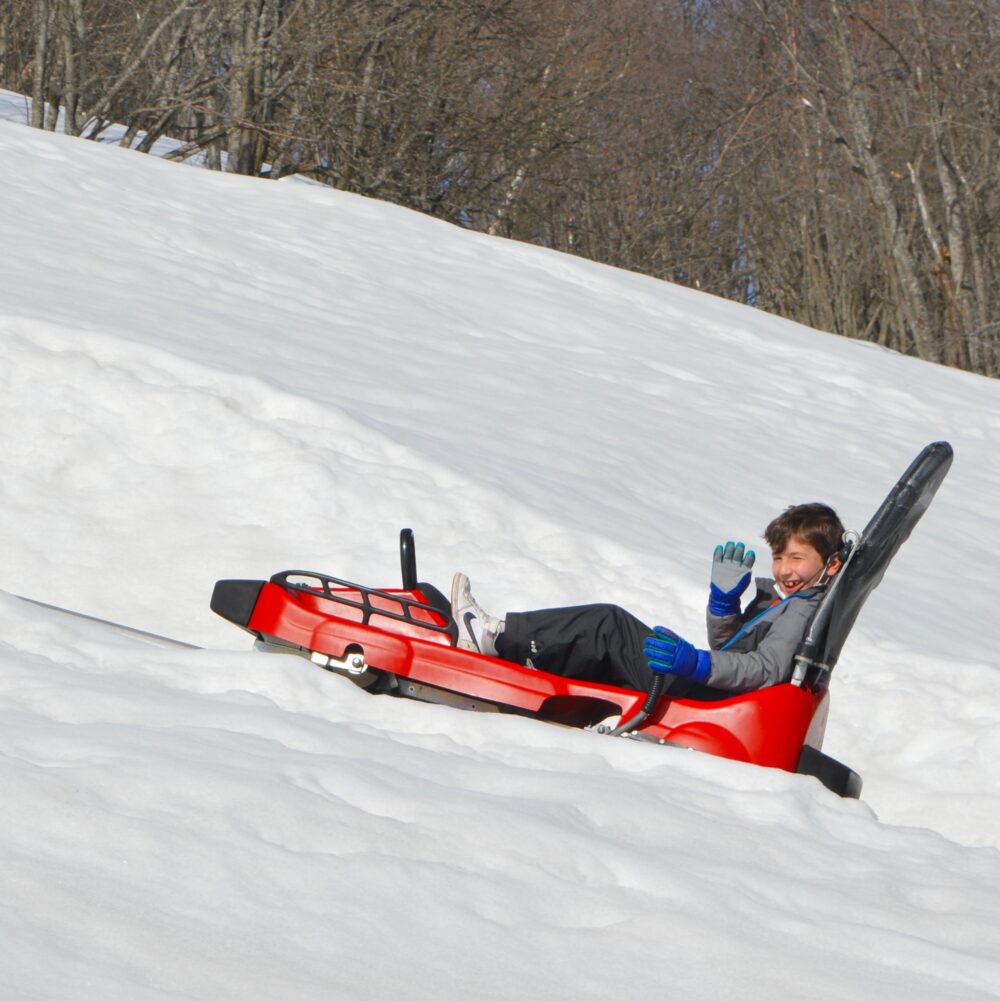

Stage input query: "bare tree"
[
  {"left": 2, "top": 0, "right": 998, "bottom": 374},
  {"left": 30, "top": 0, "right": 49, "bottom": 129}
]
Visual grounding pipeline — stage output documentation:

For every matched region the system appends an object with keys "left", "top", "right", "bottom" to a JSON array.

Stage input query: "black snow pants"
[{"left": 496, "top": 603, "right": 691, "bottom": 696}]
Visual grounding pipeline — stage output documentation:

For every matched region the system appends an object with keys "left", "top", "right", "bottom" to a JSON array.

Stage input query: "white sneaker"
[{"left": 450, "top": 572, "right": 503, "bottom": 655}]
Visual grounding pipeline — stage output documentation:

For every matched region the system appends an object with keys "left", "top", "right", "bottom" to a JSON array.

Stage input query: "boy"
[{"left": 450, "top": 503, "right": 845, "bottom": 697}]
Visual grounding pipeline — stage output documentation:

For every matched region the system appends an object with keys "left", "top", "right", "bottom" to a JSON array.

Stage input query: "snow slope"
[{"left": 2, "top": 92, "right": 999, "bottom": 998}]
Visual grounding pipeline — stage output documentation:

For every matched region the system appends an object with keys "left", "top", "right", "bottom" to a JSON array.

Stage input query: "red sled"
[{"left": 211, "top": 443, "right": 953, "bottom": 800}]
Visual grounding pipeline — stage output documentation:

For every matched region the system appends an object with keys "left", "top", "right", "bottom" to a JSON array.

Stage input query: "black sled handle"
[{"left": 400, "top": 528, "right": 418, "bottom": 590}]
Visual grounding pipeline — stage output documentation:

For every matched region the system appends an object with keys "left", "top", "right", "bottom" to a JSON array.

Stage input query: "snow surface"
[{"left": 2, "top": 90, "right": 1000, "bottom": 998}]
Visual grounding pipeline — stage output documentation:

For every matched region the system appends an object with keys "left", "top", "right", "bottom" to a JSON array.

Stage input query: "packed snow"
[{"left": 1, "top": 90, "right": 999, "bottom": 999}]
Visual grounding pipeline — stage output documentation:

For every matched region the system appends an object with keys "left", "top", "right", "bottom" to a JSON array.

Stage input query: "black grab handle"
[{"left": 400, "top": 528, "right": 418, "bottom": 590}]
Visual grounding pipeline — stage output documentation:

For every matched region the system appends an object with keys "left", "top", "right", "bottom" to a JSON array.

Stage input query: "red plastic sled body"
[{"left": 213, "top": 574, "right": 831, "bottom": 773}]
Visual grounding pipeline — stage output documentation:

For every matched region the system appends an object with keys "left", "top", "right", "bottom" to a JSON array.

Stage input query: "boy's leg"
[{"left": 497, "top": 603, "right": 661, "bottom": 692}]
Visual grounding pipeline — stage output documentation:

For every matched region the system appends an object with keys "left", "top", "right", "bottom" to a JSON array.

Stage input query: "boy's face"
[{"left": 771, "top": 535, "right": 839, "bottom": 596}]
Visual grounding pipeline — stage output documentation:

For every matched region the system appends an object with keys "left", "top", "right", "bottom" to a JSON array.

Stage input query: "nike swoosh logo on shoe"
[{"left": 462, "top": 611, "right": 480, "bottom": 652}]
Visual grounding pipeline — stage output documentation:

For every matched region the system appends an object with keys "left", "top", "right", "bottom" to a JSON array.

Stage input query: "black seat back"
[{"left": 793, "top": 441, "right": 953, "bottom": 687}]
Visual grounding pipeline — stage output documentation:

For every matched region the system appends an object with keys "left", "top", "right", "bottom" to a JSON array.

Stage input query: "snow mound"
[{"left": 2, "top": 94, "right": 1000, "bottom": 999}]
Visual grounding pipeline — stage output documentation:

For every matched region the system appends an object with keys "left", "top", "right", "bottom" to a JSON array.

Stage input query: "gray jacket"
[{"left": 704, "top": 578, "right": 823, "bottom": 693}]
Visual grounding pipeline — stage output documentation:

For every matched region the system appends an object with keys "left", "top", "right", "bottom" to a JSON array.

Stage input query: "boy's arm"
[
  {"left": 707, "top": 607, "right": 742, "bottom": 650},
  {"left": 702, "top": 595, "right": 817, "bottom": 693}
]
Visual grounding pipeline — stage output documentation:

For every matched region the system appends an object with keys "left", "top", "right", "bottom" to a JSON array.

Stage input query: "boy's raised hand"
[{"left": 709, "top": 541, "right": 755, "bottom": 616}]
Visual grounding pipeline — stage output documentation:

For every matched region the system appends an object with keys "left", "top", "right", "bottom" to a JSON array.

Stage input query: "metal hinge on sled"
[{"left": 310, "top": 649, "right": 368, "bottom": 675}]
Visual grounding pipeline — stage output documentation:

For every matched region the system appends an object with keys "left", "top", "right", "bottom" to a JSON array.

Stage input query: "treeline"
[{"left": 3, "top": 0, "right": 998, "bottom": 374}]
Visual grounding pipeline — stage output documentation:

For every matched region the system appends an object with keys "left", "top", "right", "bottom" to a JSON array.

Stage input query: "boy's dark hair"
[{"left": 764, "top": 503, "right": 845, "bottom": 561}]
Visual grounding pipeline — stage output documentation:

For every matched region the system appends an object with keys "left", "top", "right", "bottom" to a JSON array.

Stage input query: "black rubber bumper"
[
  {"left": 211, "top": 579, "right": 264, "bottom": 628},
  {"left": 796, "top": 745, "right": 863, "bottom": 799}
]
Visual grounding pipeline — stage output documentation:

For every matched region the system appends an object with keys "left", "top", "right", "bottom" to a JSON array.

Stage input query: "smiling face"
[{"left": 771, "top": 534, "right": 839, "bottom": 596}]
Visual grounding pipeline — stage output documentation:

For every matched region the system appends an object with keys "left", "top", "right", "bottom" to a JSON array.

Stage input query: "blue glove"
[
  {"left": 709, "top": 540, "right": 755, "bottom": 616},
  {"left": 644, "top": 626, "right": 711, "bottom": 683}
]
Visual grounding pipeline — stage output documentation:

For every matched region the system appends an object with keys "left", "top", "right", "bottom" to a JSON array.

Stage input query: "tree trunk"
[
  {"left": 31, "top": 0, "right": 48, "bottom": 129},
  {"left": 829, "top": 0, "right": 939, "bottom": 362}
]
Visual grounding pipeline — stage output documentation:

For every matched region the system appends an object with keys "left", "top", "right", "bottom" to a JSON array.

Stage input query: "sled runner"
[{"left": 211, "top": 442, "right": 953, "bottom": 799}]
